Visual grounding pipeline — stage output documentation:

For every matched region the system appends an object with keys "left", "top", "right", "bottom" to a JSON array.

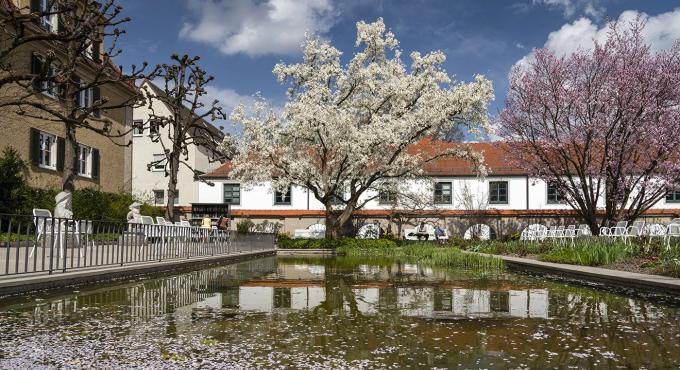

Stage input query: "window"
[
  {"left": 274, "top": 187, "right": 292, "bottom": 205},
  {"left": 434, "top": 182, "right": 452, "bottom": 204},
  {"left": 79, "top": 86, "right": 93, "bottom": 109},
  {"left": 173, "top": 190, "right": 179, "bottom": 205},
  {"left": 38, "top": 131, "right": 56, "bottom": 169},
  {"left": 153, "top": 190, "right": 164, "bottom": 205},
  {"left": 132, "top": 120, "right": 144, "bottom": 136},
  {"left": 666, "top": 190, "right": 680, "bottom": 203},
  {"left": 149, "top": 122, "right": 159, "bottom": 137},
  {"left": 489, "top": 181, "right": 508, "bottom": 204},
  {"left": 223, "top": 184, "right": 240, "bottom": 205},
  {"left": 32, "top": 55, "right": 58, "bottom": 99},
  {"left": 38, "top": 0, "right": 58, "bottom": 33},
  {"left": 547, "top": 182, "right": 564, "bottom": 204},
  {"left": 76, "top": 144, "right": 92, "bottom": 177},
  {"left": 379, "top": 191, "right": 397, "bottom": 205},
  {"left": 152, "top": 154, "right": 165, "bottom": 171}
]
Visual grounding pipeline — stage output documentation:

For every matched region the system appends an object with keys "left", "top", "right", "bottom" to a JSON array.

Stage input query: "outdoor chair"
[
  {"left": 577, "top": 224, "right": 591, "bottom": 237},
  {"left": 562, "top": 225, "right": 577, "bottom": 245},
  {"left": 664, "top": 223, "right": 680, "bottom": 250},
  {"left": 646, "top": 223, "right": 667, "bottom": 243},
  {"left": 30, "top": 208, "right": 80, "bottom": 259},
  {"left": 624, "top": 221, "right": 645, "bottom": 244},
  {"left": 601, "top": 221, "right": 628, "bottom": 240},
  {"left": 546, "top": 226, "right": 559, "bottom": 240},
  {"left": 520, "top": 224, "right": 547, "bottom": 242}
]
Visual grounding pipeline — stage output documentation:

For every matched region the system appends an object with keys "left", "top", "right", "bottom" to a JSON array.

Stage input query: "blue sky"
[{"left": 115, "top": 0, "right": 680, "bottom": 132}]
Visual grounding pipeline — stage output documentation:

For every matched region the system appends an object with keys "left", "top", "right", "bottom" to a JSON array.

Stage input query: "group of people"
[{"left": 126, "top": 202, "right": 230, "bottom": 231}]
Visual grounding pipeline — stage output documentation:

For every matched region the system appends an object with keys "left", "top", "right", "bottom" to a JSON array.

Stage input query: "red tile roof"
[{"left": 204, "top": 140, "right": 524, "bottom": 179}]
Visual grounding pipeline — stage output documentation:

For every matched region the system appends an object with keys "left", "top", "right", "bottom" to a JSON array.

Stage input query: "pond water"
[{"left": 1, "top": 256, "right": 679, "bottom": 369}]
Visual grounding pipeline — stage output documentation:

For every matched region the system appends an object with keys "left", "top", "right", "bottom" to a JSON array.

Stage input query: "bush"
[{"left": 236, "top": 218, "right": 255, "bottom": 233}]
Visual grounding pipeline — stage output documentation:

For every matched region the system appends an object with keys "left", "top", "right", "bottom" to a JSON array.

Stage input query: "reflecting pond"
[{"left": 1, "top": 256, "right": 679, "bottom": 369}]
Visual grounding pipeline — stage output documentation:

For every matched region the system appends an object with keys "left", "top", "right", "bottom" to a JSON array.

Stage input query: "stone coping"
[
  {"left": 276, "top": 248, "right": 339, "bottom": 256},
  {"left": 483, "top": 253, "right": 680, "bottom": 295},
  {"left": 0, "top": 250, "right": 275, "bottom": 296}
]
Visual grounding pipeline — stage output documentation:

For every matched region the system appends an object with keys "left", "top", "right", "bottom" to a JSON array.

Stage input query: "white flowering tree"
[{"left": 223, "top": 19, "right": 494, "bottom": 239}]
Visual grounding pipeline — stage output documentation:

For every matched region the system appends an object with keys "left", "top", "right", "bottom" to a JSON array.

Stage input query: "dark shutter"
[
  {"left": 31, "top": 54, "right": 43, "bottom": 91},
  {"left": 73, "top": 75, "right": 81, "bottom": 107},
  {"left": 56, "top": 137, "right": 65, "bottom": 171},
  {"left": 93, "top": 86, "right": 101, "bottom": 117},
  {"left": 91, "top": 149, "right": 100, "bottom": 179},
  {"left": 29, "top": 128, "right": 41, "bottom": 165},
  {"left": 30, "top": 0, "right": 40, "bottom": 13},
  {"left": 92, "top": 40, "right": 101, "bottom": 63}
]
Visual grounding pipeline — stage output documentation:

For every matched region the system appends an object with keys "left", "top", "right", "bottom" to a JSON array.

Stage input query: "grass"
[
  {"left": 537, "top": 240, "right": 632, "bottom": 266},
  {"left": 338, "top": 242, "right": 505, "bottom": 270}
]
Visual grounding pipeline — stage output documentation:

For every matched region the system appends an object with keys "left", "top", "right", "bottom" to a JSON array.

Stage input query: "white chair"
[
  {"left": 156, "top": 216, "right": 167, "bottom": 225},
  {"left": 357, "top": 224, "right": 381, "bottom": 239},
  {"left": 545, "top": 226, "right": 558, "bottom": 240},
  {"left": 520, "top": 224, "right": 547, "bottom": 242},
  {"left": 601, "top": 221, "right": 628, "bottom": 240},
  {"left": 577, "top": 224, "right": 591, "bottom": 237},
  {"left": 624, "top": 220, "right": 645, "bottom": 244},
  {"left": 646, "top": 223, "right": 666, "bottom": 243},
  {"left": 665, "top": 223, "right": 680, "bottom": 250},
  {"left": 462, "top": 224, "right": 491, "bottom": 241},
  {"left": 30, "top": 208, "right": 80, "bottom": 259},
  {"left": 562, "top": 225, "right": 577, "bottom": 245}
]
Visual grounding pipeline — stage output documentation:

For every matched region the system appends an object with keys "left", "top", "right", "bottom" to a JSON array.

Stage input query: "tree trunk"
[
  {"left": 324, "top": 204, "right": 355, "bottom": 239},
  {"left": 165, "top": 150, "right": 180, "bottom": 221},
  {"left": 63, "top": 122, "right": 77, "bottom": 193}
]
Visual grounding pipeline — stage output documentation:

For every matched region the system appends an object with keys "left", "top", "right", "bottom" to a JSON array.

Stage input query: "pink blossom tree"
[{"left": 498, "top": 20, "right": 680, "bottom": 234}]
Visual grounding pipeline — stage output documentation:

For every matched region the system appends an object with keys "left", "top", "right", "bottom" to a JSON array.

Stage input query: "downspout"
[{"left": 525, "top": 175, "right": 530, "bottom": 210}]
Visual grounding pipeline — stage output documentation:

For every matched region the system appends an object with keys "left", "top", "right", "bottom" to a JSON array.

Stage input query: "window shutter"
[
  {"left": 31, "top": 54, "right": 43, "bottom": 91},
  {"left": 73, "top": 75, "right": 81, "bottom": 107},
  {"left": 29, "top": 128, "right": 41, "bottom": 165},
  {"left": 93, "top": 86, "right": 101, "bottom": 117},
  {"left": 92, "top": 40, "right": 101, "bottom": 63},
  {"left": 30, "top": 0, "right": 40, "bottom": 13},
  {"left": 56, "top": 137, "right": 65, "bottom": 171},
  {"left": 91, "top": 149, "right": 100, "bottom": 179}
]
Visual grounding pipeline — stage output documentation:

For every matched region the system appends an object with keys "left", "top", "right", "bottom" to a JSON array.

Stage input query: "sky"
[{"left": 115, "top": 0, "right": 680, "bottom": 136}]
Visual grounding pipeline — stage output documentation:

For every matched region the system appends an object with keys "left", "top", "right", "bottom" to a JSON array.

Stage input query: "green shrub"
[{"left": 236, "top": 218, "right": 255, "bottom": 234}]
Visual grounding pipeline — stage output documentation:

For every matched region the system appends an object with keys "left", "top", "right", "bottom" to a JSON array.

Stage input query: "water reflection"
[{"left": 0, "top": 256, "right": 679, "bottom": 369}]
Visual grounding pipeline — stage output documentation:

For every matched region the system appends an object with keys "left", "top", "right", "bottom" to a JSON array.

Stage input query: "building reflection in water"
[{"left": 22, "top": 260, "right": 668, "bottom": 325}]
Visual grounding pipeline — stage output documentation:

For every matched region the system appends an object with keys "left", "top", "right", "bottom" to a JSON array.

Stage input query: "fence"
[{"left": 0, "top": 213, "right": 277, "bottom": 276}]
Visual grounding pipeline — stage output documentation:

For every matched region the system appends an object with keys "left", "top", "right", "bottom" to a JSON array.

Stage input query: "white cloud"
[
  {"left": 179, "top": 0, "right": 336, "bottom": 57},
  {"left": 203, "top": 86, "right": 283, "bottom": 134},
  {"left": 531, "top": 0, "right": 605, "bottom": 19},
  {"left": 514, "top": 9, "right": 680, "bottom": 70}
]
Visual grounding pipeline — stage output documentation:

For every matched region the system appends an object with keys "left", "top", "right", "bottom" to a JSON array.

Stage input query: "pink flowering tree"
[{"left": 498, "top": 20, "right": 680, "bottom": 234}]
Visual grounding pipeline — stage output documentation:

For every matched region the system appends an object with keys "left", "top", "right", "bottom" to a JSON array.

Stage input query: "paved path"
[
  {"left": 0, "top": 249, "right": 275, "bottom": 295},
  {"left": 482, "top": 253, "right": 680, "bottom": 295}
]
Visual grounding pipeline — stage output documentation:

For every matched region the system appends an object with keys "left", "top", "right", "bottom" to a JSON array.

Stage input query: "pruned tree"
[
  {"left": 0, "top": 0, "right": 81, "bottom": 91},
  {"left": 143, "top": 54, "right": 226, "bottom": 221},
  {"left": 498, "top": 19, "right": 680, "bottom": 234},
  {"left": 1, "top": 0, "right": 152, "bottom": 197},
  {"left": 223, "top": 18, "right": 493, "bottom": 239}
]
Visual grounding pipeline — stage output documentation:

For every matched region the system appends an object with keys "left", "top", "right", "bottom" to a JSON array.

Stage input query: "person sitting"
[
  {"left": 434, "top": 224, "right": 446, "bottom": 243},
  {"left": 217, "top": 216, "right": 230, "bottom": 230},
  {"left": 201, "top": 217, "right": 212, "bottom": 229},
  {"left": 416, "top": 221, "right": 429, "bottom": 241}
]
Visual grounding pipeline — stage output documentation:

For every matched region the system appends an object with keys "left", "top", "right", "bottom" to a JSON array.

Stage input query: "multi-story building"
[
  {"left": 198, "top": 142, "right": 680, "bottom": 237},
  {"left": 0, "top": 0, "right": 137, "bottom": 192},
  {"left": 131, "top": 80, "right": 223, "bottom": 213}
]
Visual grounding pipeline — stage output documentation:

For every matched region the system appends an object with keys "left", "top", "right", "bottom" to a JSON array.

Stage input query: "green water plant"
[
  {"left": 538, "top": 240, "right": 632, "bottom": 266},
  {"left": 338, "top": 242, "right": 505, "bottom": 270}
]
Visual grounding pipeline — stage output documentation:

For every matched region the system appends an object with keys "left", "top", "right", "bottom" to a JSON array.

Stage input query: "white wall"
[
  {"left": 197, "top": 175, "right": 677, "bottom": 212},
  {"left": 132, "top": 81, "right": 222, "bottom": 207}
]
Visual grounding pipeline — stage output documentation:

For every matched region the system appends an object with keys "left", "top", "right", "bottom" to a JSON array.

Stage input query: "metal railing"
[{"left": 0, "top": 213, "right": 276, "bottom": 276}]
